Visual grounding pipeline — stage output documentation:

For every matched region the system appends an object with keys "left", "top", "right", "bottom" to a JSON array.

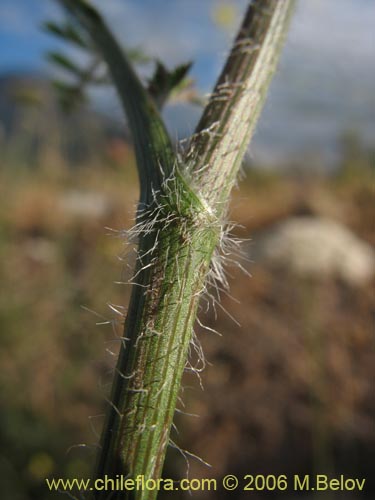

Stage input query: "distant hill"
[{"left": 0, "top": 72, "right": 126, "bottom": 166}]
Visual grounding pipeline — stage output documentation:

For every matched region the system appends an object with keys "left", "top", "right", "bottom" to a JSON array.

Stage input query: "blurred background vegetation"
[{"left": 0, "top": 1, "right": 374, "bottom": 499}]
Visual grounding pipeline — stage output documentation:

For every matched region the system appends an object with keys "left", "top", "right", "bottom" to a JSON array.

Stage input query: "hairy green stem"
[
  {"left": 57, "top": 1, "right": 295, "bottom": 499},
  {"left": 188, "top": 0, "right": 295, "bottom": 210},
  {"left": 99, "top": 3, "right": 294, "bottom": 497}
]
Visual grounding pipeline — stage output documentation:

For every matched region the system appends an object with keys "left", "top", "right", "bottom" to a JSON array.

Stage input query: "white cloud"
[
  {"left": 287, "top": 0, "right": 375, "bottom": 69},
  {"left": 0, "top": 2, "right": 33, "bottom": 35},
  {"left": 0, "top": 0, "right": 60, "bottom": 36},
  {"left": 93, "top": 0, "right": 246, "bottom": 65}
]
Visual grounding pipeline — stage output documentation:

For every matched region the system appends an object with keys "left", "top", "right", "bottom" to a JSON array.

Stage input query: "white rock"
[
  {"left": 253, "top": 217, "right": 375, "bottom": 286},
  {"left": 24, "top": 237, "right": 57, "bottom": 264},
  {"left": 58, "top": 190, "right": 112, "bottom": 219}
]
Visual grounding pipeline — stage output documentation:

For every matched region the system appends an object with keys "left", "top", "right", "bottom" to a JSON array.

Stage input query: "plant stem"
[
  {"left": 57, "top": 1, "right": 295, "bottom": 498},
  {"left": 96, "top": 2, "right": 294, "bottom": 498},
  {"left": 188, "top": 0, "right": 295, "bottom": 211}
]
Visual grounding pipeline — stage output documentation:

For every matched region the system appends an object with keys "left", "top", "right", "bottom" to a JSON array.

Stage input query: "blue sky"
[
  {"left": 1, "top": 0, "right": 374, "bottom": 164},
  {"left": 0, "top": 0, "right": 244, "bottom": 86},
  {"left": 0, "top": 0, "right": 57, "bottom": 72}
]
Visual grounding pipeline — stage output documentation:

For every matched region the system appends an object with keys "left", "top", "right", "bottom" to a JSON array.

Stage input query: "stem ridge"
[{"left": 55, "top": 1, "right": 296, "bottom": 498}]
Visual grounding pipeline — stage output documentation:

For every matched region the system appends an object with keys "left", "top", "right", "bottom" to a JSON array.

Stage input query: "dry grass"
[{"left": 0, "top": 159, "right": 373, "bottom": 499}]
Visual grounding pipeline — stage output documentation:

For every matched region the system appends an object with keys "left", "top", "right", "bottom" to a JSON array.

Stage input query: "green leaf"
[
  {"left": 52, "top": 80, "right": 85, "bottom": 111},
  {"left": 47, "top": 51, "right": 83, "bottom": 76},
  {"left": 169, "top": 62, "right": 192, "bottom": 87},
  {"left": 148, "top": 61, "right": 192, "bottom": 109},
  {"left": 43, "top": 21, "right": 88, "bottom": 49},
  {"left": 126, "top": 46, "right": 152, "bottom": 65}
]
